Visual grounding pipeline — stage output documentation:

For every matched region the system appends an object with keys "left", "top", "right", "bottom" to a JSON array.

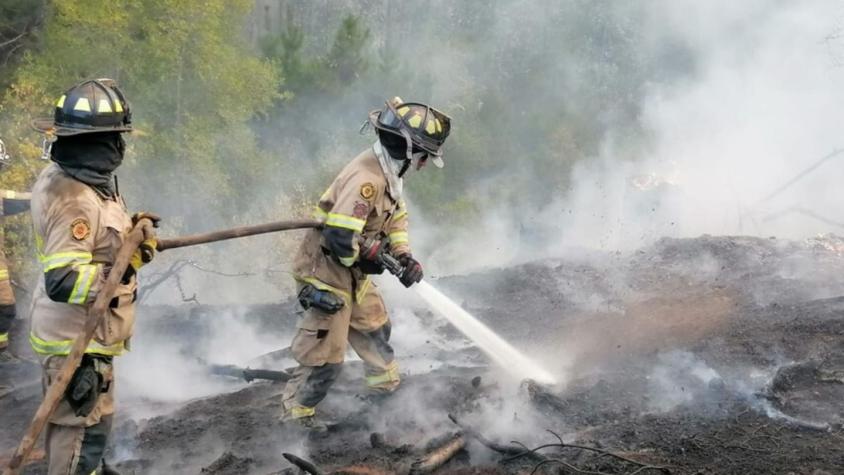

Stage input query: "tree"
[{"left": 1, "top": 0, "right": 281, "bottom": 224}]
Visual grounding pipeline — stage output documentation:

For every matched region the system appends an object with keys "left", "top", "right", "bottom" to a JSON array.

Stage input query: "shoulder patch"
[
  {"left": 70, "top": 218, "right": 91, "bottom": 241},
  {"left": 353, "top": 201, "right": 369, "bottom": 219},
  {"left": 360, "top": 182, "right": 376, "bottom": 200}
]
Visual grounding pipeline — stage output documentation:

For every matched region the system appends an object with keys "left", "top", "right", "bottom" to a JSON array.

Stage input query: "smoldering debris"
[{"left": 5, "top": 234, "right": 842, "bottom": 474}]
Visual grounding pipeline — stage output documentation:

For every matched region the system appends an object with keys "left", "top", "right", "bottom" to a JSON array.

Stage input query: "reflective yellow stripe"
[
  {"left": 39, "top": 251, "right": 93, "bottom": 272},
  {"left": 29, "top": 332, "right": 125, "bottom": 356},
  {"left": 295, "top": 276, "right": 351, "bottom": 303},
  {"left": 355, "top": 276, "right": 371, "bottom": 303},
  {"left": 389, "top": 231, "right": 409, "bottom": 246},
  {"left": 325, "top": 213, "right": 365, "bottom": 232},
  {"left": 68, "top": 264, "right": 98, "bottom": 304},
  {"left": 312, "top": 206, "right": 328, "bottom": 220},
  {"left": 290, "top": 405, "right": 315, "bottom": 419},
  {"left": 338, "top": 255, "right": 357, "bottom": 267},
  {"left": 366, "top": 361, "right": 400, "bottom": 387},
  {"left": 3, "top": 190, "right": 17, "bottom": 199},
  {"left": 295, "top": 276, "right": 370, "bottom": 303},
  {"left": 393, "top": 209, "right": 408, "bottom": 221},
  {"left": 0, "top": 269, "right": 8, "bottom": 281},
  {"left": 0, "top": 333, "right": 8, "bottom": 344}
]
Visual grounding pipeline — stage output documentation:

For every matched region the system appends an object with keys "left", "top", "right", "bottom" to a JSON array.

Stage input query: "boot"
[{"left": 281, "top": 405, "right": 329, "bottom": 433}]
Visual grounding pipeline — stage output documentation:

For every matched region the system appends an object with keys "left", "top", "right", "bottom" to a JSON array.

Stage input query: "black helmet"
[
  {"left": 368, "top": 97, "right": 451, "bottom": 167},
  {"left": 32, "top": 78, "right": 132, "bottom": 136}
]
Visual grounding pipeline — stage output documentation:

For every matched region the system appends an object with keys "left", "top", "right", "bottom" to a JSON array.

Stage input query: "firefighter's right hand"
[
  {"left": 122, "top": 239, "right": 156, "bottom": 283},
  {"left": 358, "top": 239, "right": 386, "bottom": 274}
]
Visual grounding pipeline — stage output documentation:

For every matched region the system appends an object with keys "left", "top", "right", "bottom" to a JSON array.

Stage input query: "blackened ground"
[{"left": 2, "top": 235, "right": 844, "bottom": 474}]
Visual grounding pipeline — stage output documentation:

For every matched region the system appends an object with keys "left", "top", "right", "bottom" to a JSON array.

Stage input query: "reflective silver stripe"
[
  {"left": 68, "top": 264, "right": 98, "bottom": 304},
  {"left": 29, "top": 332, "right": 124, "bottom": 356},
  {"left": 389, "top": 231, "right": 409, "bottom": 245},
  {"left": 312, "top": 206, "right": 328, "bottom": 220},
  {"left": 325, "top": 213, "right": 365, "bottom": 232},
  {"left": 39, "top": 252, "right": 93, "bottom": 272}
]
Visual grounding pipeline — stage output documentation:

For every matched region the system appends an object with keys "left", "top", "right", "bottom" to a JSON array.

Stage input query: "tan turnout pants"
[
  {"left": 41, "top": 355, "right": 115, "bottom": 475},
  {"left": 282, "top": 282, "right": 400, "bottom": 415}
]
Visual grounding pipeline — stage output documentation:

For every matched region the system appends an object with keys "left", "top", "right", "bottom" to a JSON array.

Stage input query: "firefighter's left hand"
[{"left": 397, "top": 253, "right": 423, "bottom": 288}]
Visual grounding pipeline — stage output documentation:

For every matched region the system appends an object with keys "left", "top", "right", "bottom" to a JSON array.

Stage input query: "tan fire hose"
[{"left": 4, "top": 218, "right": 322, "bottom": 474}]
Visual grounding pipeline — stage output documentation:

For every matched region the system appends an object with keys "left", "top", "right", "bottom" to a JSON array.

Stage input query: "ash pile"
[{"left": 3, "top": 235, "right": 844, "bottom": 474}]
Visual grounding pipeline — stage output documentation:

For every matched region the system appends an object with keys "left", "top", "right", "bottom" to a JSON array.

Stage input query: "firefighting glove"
[
  {"left": 357, "top": 239, "right": 386, "bottom": 275},
  {"left": 65, "top": 356, "right": 104, "bottom": 417},
  {"left": 132, "top": 211, "right": 161, "bottom": 228},
  {"left": 397, "top": 254, "right": 423, "bottom": 288},
  {"left": 122, "top": 238, "right": 157, "bottom": 284},
  {"left": 298, "top": 284, "right": 345, "bottom": 314}
]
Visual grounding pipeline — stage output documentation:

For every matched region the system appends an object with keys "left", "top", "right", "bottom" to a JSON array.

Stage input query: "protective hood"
[
  {"left": 373, "top": 141, "right": 403, "bottom": 200},
  {"left": 51, "top": 132, "right": 125, "bottom": 198}
]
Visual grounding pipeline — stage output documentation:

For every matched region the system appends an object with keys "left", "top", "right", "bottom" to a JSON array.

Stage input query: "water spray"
[
  {"left": 366, "top": 240, "right": 557, "bottom": 384},
  {"left": 414, "top": 280, "right": 557, "bottom": 384}
]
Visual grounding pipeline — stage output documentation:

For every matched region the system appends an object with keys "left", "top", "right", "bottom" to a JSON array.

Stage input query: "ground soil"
[{"left": 2, "top": 235, "right": 843, "bottom": 474}]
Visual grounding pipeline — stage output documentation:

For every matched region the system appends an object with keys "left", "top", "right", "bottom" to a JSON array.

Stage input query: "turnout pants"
[
  {"left": 282, "top": 283, "right": 399, "bottom": 416},
  {"left": 0, "top": 255, "right": 15, "bottom": 350},
  {"left": 41, "top": 355, "right": 115, "bottom": 475}
]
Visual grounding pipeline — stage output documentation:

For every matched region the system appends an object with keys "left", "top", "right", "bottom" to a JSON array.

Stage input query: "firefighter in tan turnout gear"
[
  {"left": 281, "top": 97, "right": 452, "bottom": 428},
  {"left": 30, "top": 79, "right": 158, "bottom": 475},
  {"left": 0, "top": 138, "right": 32, "bottom": 362}
]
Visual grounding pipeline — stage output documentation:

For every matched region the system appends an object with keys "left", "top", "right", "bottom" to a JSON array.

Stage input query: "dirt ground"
[{"left": 2, "top": 235, "right": 844, "bottom": 474}]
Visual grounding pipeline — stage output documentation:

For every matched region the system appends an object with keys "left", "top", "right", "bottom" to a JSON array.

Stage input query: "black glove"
[
  {"left": 397, "top": 254, "right": 423, "bottom": 288},
  {"left": 357, "top": 239, "right": 386, "bottom": 274},
  {"left": 65, "top": 355, "right": 106, "bottom": 417},
  {"left": 298, "top": 284, "right": 345, "bottom": 314}
]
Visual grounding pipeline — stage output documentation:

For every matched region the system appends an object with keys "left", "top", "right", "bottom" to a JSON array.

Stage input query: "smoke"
[{"left": 408, "top": 0, "right": 844, "bottom": 275}]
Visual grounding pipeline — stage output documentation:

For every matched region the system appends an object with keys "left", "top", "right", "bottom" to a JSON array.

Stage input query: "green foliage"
[
  {"left": 261, "top": 13, "right": 370, "bottom": 101},
  {"left": 0, "top": 0, "right": 281, "bottom": 278},
  {"left": 0, "top": 0, "right": 46, "bottom": 89}
]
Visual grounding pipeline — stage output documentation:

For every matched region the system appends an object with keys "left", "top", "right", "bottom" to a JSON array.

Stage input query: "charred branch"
[
  {"left": 282, "top": 453, "right": 323, "bottom": 475},
  {"left": 448, "top": 413, "right": 525, "bottom": 456},
  {"left": 409, "top": 433, "right": 466, "bottom": 474}
]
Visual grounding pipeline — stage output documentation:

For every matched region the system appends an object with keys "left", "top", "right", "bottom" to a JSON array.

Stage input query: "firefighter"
[
  {"left": 0, "top": 139, "right": 32, "bottom": 363},
  {"left": 30, "top": 79, "right": 157, "bottom": 475},
  {"left": 281, "top": 97, "right": 451, "bottom": 429}
]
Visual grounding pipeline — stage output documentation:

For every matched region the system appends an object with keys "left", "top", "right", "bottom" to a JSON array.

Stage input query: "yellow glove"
[
  {"left": 122, "top": 238, "right": 156, "bottom": 284},
  {"left": 131, "top": 238, "right": 157, "bottom": 270}
]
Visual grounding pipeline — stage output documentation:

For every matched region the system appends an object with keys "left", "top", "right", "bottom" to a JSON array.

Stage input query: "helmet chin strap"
[{"left": 398, "top": 159, "right": 411, "bottom": 178}]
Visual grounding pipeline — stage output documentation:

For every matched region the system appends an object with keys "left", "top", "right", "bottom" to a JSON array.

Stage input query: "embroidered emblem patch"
[
  {"left": 70, "top": 218, "right": 91, "bottom": 241},
  {"left": 353, "top": 201, "right": 369, "bottom": 219},
  {"left": 360, "top": 183, "right": 376, "bottom": 200}
]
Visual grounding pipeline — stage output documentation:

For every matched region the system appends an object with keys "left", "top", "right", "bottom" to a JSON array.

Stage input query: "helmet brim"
[{"left": 31, "top": 118, "right": 133, "bottom": 136}]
